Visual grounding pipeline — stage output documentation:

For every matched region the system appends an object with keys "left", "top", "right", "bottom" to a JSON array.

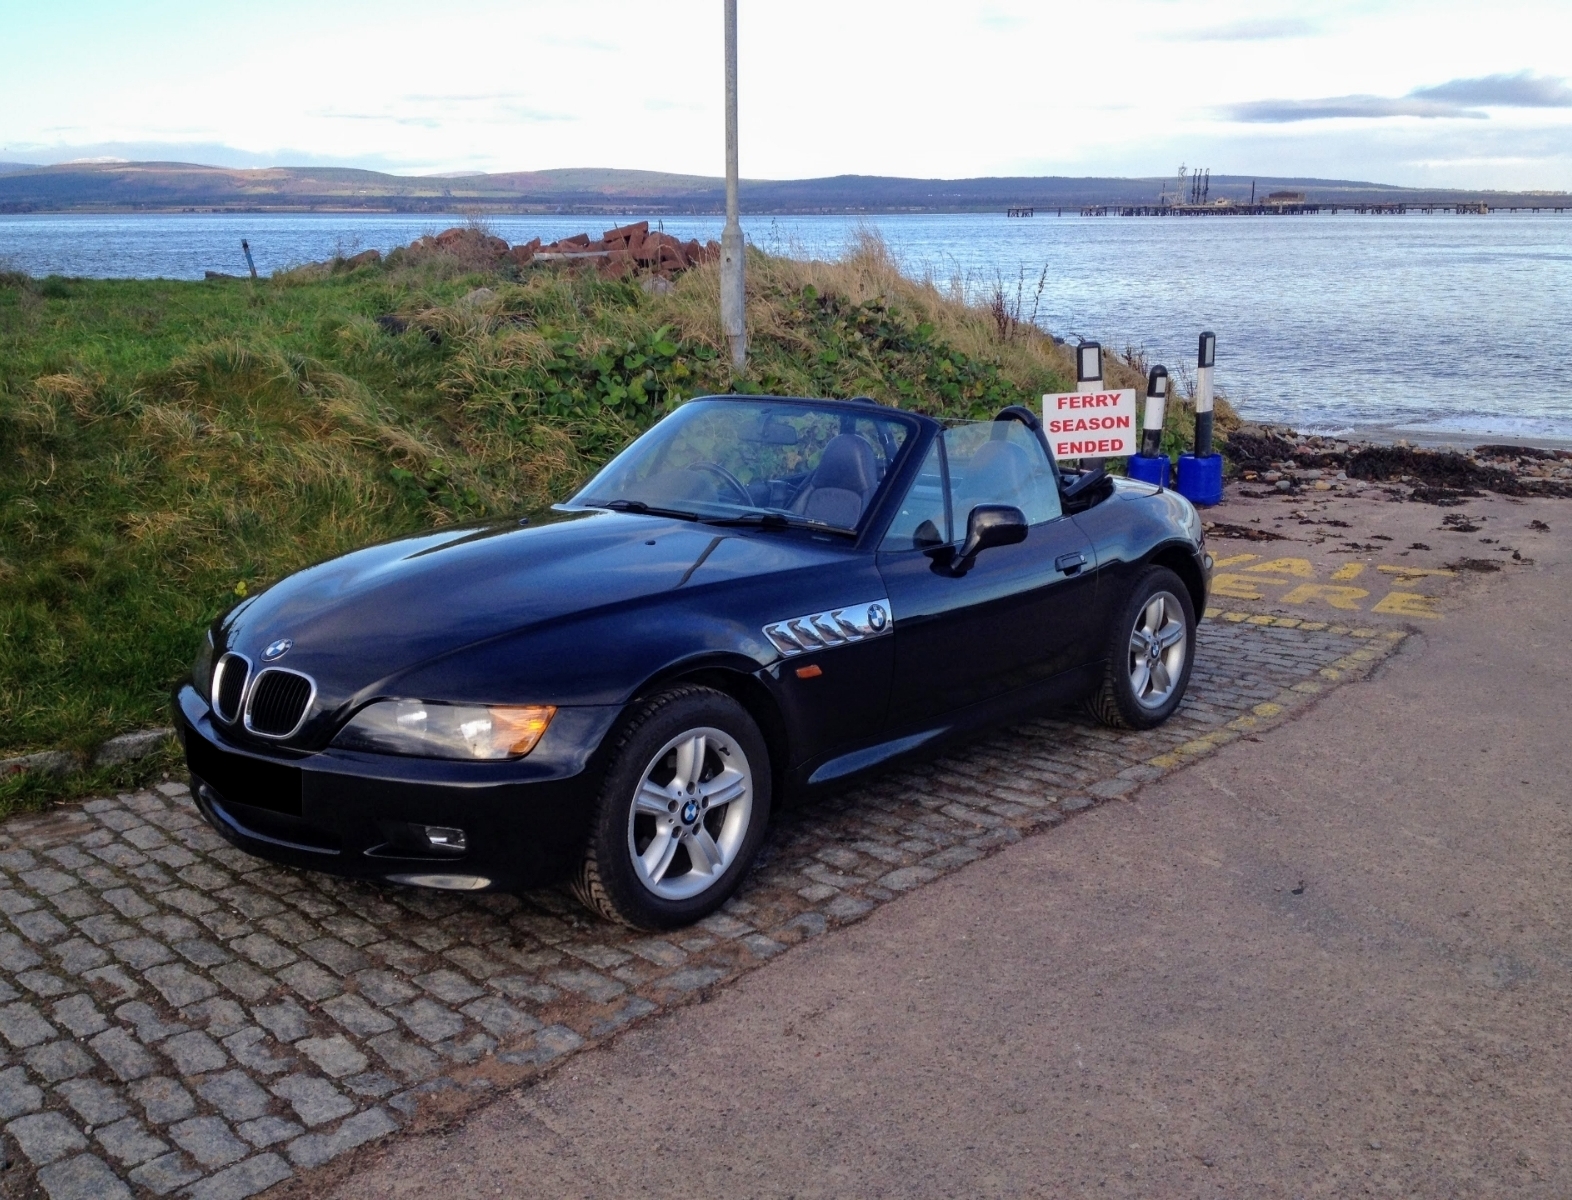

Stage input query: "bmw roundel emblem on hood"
[{"left": 262, "top": 638, "right": 293, "bottom": 662}]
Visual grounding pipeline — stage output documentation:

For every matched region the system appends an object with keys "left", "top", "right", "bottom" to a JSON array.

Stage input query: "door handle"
[{"left": 1055, "top": 552, "right": 1087, "bottom": 575}]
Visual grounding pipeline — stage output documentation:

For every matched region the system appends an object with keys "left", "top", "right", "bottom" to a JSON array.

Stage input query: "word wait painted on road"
[{"left": 1043, "top": 389, "right": 1138, "bottom": 458}]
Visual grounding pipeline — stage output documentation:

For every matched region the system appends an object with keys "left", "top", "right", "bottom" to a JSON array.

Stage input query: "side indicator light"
[{"left": 795, "top": 664, "right": 823, "bottom": 679}]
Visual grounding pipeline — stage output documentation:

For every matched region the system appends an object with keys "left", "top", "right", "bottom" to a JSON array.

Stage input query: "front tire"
[
  {"left": 1089, "top": 565, "right": 1196, "bottom": 729},
  {"left": 572, "top": 686, "right": 771, "bottom": 929}
]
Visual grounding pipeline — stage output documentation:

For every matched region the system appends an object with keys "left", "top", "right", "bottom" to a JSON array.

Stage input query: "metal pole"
[
  {"left": 241, "top": 239, "right": 257, "bottom": 280},
  {"left": 719, "top": 0, "right": 747, "bottom": 369}
]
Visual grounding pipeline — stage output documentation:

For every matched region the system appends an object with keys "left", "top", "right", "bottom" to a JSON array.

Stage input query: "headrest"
[
  {"left": 812, "top": 434, "right": 880, "bottom": 496},
  {"left": 963, "top": 440, "right": 1034, "bottom": 496}
]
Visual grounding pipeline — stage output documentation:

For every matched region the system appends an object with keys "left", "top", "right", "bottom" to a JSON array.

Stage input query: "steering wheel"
[{"left": 685, "top": 461, "right": 752, "bottom": 505}]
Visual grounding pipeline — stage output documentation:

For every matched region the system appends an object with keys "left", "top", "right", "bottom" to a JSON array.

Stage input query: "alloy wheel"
[
  {"left": 627, "top": 726, "right": 754, "bottom": 901},
  {"left": 1128, "top": 590, "right": 1188, "bottom": 709}
]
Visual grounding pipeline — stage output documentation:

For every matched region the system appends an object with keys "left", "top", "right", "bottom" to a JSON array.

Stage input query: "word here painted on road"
[
  {"left": 1043, "top": 389, "right": 1137, "bottom": 458},
  {"left": 1209, "top": 554, "right": 1450, "bottom": 618}
]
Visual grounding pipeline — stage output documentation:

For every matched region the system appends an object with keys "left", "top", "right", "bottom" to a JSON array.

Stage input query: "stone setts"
[{"left": 0, "top": 618, "right": 1403, "bottom": 1197}]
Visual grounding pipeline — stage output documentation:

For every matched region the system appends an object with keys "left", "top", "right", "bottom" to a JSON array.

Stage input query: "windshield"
[{"left": 571, "top": 400, "right": 911, "bottom": 532}]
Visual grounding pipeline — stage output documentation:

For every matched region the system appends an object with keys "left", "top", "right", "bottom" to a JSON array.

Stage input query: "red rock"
[{"left": 603, "top": 221, "right": 650, "bottom": 243}]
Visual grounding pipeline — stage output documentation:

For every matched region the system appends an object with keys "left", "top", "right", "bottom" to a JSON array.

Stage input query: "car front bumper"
[{"left": 174, "top": 685, "right": 620, "bottom": 893}]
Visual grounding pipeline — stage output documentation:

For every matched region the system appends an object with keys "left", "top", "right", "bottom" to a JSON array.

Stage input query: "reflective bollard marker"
[
  {"left": 1177, "top": 332, "right": 1223, "bottom": 506},
  {"left": 1127, "top": 365, "right": 1172, "bottom": 487}
]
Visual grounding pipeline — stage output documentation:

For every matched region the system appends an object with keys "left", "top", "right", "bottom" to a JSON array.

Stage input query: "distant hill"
[
  {"left": 0, "top": 162, "right": 41, "bottom": 177},
  {"left": 0, "top": 161, "right": 1563, "bottom": 214}
]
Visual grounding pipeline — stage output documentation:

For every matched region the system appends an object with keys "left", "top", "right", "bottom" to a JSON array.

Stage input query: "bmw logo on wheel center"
[{"left": 262, "top": 638, "right": 293, "bottom": 661}]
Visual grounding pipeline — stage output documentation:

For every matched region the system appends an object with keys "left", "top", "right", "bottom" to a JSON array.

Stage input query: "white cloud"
[
  {"left": 2, "top": 0, "right": 1571, "bottom": 188},
  {"left": 1177, "top": 17, "right": 1320, "bottom": 41}
]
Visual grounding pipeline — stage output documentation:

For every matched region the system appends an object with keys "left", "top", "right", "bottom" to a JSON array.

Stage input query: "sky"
[{"left": 3, "top": 0, "right": 1571, "bottom": 190}]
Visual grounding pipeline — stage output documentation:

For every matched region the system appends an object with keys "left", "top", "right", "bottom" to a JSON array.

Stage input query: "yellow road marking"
[
  {"left": 1253, "top": 702, "right": 1284, "bottom": 717},
  {"left": 1330, "top": 563, "right": 1366, "bottom": 581},
  {"left": 1280, "top": 584, "right": 1370, "bottom": 610},
  {"left": 1245, "top": 557, "right": 1316, "bottom": 577},
  {"left": 1212, "top": 553, "right": 1259, "bottom": 568},
  {"left": 1211, "top": 574, "right": 1265, "bottom": 601},
  {"left": 1377, "top": 564, "right": 1455, "bottom": 578},
  {"left": 1372, "top": 591, "right": 1442, "bottom": 619}
]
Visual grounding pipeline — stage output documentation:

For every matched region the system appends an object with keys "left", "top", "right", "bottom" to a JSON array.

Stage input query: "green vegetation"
[{"left": 0, "top": 235, "right": 1220, "bottom": 812}]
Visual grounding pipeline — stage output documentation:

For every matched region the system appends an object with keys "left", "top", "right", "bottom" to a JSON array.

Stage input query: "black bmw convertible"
[{"left": 176, "top": 394, "right": 1210, "bottom": 928}]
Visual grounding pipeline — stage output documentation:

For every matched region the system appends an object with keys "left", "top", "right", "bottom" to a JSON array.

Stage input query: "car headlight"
[
  {"left": 331, "top": 700, "right": 556, "bottom": 760},
  {"left": 193, "top": 630, "right": 216, "bottom": 702}
]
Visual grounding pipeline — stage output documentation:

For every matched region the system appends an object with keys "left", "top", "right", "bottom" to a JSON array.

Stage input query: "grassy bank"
[{"left": 0, "top": 235, "right": 1220, "bottom": 809}]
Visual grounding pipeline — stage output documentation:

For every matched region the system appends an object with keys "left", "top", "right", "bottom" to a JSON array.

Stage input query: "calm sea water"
[{"left": 3, "top": 210, "right": 1570, "bottom": 440}]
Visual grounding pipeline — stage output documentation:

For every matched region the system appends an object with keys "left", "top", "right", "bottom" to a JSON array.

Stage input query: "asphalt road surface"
[{"left": 325, "top": 508, "right": 1571, "bottom": 1199}]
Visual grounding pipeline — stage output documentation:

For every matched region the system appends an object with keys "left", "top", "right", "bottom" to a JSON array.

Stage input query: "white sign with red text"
[{"left": 1042, "top": 388, "right": 1138, "bottom": 458}]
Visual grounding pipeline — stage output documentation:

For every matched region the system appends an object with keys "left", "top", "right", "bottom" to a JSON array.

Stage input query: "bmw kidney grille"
[
  {"left": 211, "top": 653, "right": 251, "bottom": 724},
  {"left": 242, "top": 669, "right": 316, "bottom": 738}
]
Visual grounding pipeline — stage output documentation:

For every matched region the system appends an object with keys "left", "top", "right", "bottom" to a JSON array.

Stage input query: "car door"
[{"left": 876, "top": 422, "right": 1100, "bottom": 730}]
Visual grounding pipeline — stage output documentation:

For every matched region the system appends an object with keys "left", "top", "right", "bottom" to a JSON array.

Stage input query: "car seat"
[{"left": 791, "top": 434, "right": 880, "bottom": 527}]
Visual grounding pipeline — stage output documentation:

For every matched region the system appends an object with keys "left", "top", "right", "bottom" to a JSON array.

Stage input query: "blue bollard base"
[
  {"left": 1176, "top": 453, "right": 1224, "bottom": 507},
  {"left": 1126, "top": 454, "right": 1171, "bottom": 488}
]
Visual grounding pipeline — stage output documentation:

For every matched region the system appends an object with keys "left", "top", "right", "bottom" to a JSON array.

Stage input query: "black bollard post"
[
  {"left": 1064, "top": 342, "right": 1103, "bottom": 470},
  {"left": 241, "top": 239, "right": 258, "bottom": 280},
  {"left": 1141, "top": 366, "right": 1169, "bottom": 457},
  {"left": 1126, "top": 365, "right": 1171, "bottom": 486},
  {"left": 1194, "top": 331, "right": 1216, "bottom": 456},
  {"left": 1176, "top": 331, "right": 1223, "bottom": 505}
]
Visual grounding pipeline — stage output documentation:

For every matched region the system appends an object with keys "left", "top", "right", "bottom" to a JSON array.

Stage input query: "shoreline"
[
  {"left": 1339, "top": 424, "right": 1572, "bottom": 453},
  {"left": 6, "top": 205, "right": 1572, "bottom": 218}
]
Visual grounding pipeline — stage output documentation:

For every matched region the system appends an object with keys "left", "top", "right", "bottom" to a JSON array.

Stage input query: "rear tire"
[
  {"left": 572, "top": 686, "right": 771, "bottom": 929},
  {"left": 1089, "top": 565, "right": 1196, "bottom": 730}
]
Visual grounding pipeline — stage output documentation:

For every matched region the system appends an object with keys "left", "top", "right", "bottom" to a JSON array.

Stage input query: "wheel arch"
[
  {"left": 629, "top": 657, "right": 792, "bottom": 805},
  {"left": 1146, "top": 541, "right": 1207, "bottom": 617}
]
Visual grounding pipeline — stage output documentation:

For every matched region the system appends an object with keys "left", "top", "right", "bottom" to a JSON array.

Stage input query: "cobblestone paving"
[{"left": 0, "top": 617, "right": 1405, "bottom": 1199}]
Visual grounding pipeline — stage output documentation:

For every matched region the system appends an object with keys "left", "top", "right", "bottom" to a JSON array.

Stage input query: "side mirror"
[{"left": 950, "top": 504, "right": 1027, "bottom": 575}]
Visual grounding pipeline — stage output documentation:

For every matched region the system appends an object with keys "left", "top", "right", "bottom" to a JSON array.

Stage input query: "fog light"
[
  {"left": 422, "top": 826, "right": 467, "bottom": 853},
  {"left": 387, "top": 873, "right": 491, "bottom": 891}
]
